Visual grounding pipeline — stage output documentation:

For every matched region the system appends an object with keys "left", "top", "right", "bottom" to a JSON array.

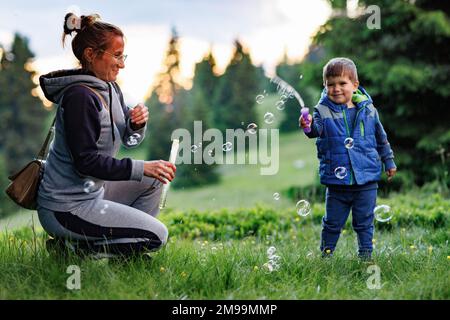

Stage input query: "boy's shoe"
[{"left": 358, "top": 250, "right": 373, "bottom": 262}]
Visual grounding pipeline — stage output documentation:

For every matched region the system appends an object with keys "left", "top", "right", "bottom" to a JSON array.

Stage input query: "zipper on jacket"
[
  {"left": 341, "top": 108, "right": 353, "bottom": 185},
  {"left": 360, "top": 121, "right": 364, "bottom": 137},
  {"left": 343, "top": 106, "right": 366, "bottom": 184}
]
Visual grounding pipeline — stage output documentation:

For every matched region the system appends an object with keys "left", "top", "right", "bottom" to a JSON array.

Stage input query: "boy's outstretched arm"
[
  {"left": 374, "top": 109, "right": 397, "bottom": 180},
  {"left": 299, "top": 108, "right": 323, "bottom": 138}
]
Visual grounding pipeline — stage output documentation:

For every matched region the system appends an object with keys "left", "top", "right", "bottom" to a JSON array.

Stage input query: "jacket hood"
[
  {"left": 318, "top": 85, "right": 373, "bottom": 112},
  {"left": 39, "top": 69, "right": 110, "bottom": 104}
]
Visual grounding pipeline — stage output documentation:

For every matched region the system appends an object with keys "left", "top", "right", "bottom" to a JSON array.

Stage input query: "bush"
[{"left": 160, "top": 193, "right": 449, "bottom": 240}]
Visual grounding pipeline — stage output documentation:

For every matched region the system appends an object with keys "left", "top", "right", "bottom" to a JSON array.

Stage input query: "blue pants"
[{"left": 320, "top": 187, "right": 377, "bottom": 256}]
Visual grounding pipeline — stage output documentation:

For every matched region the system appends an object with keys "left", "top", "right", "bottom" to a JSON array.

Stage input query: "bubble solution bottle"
[
  {"left": 159, "top": 139, "right": 179, "bottom": 209},
  {"left": 301, "top": 107, "right": 311, "bottom": 133}
]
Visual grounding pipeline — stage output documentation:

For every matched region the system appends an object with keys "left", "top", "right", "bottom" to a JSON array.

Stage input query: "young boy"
[{"left": 300, "top": 57, "right": 397, "bottom": 260}]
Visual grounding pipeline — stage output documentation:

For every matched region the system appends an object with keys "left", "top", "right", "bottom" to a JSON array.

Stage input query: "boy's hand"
[
  {"left": 386, "top": 168, "right": 397, "bottom": 182},
  {"left": 299, "top": 114, "right": 312, "bottom": 129}
]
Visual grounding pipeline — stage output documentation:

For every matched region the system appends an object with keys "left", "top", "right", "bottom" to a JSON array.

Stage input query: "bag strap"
[
  {"left": 36, "top": 84, "right": 109, "bottom": 160},
  {"left": 36, "top": 115, "right": 56, "bottom": 160},
  {"left": 77, "top": 84, "right": 108, "bottom": 111}
]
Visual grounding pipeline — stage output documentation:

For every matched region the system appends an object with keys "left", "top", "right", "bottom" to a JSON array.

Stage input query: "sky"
[{"left": 0, "top": 0, "right": 333, "bottom": 106}]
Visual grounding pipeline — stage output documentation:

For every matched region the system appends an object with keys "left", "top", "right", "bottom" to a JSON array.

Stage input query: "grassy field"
[{"left": 1, "top": 208, "right": 448, "bottom": 299}]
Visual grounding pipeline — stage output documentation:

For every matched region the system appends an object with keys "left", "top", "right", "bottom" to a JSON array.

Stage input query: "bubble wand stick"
[{"left": 158, "top": 138, "right": 179, "bottom": 209}]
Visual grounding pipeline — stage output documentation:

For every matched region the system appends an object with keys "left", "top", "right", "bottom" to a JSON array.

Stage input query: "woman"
[{"left": 37, "top": 13, "right": 176, "bottom": 257}]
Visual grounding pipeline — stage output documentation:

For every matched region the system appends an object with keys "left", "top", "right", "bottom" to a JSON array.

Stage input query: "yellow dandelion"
[
  {"left": 160, "top": 267, "right": 166, "bottom": 273},
  {"left": 181, "top": 271, "right": 187, "bottom": 277},
  {"left": 410, "top": 245, "right": 415, "bottom": 250},
  {"left": 447, "top": 256, "right": 450, "bottom": 260},
  {"left": 253, "top": 266, "right": 259, "bottom": 271},
  {"left": 204, "top": 240, "right": 208, "bottom": 245},
  {"left": 325, "top": 249, "right": 331, "bottom": 254},
  {"left": 428, "top": 246, "right": 433, "bottom": 253},
  {"left": 295, "top": 217, "right": 300, "bottom": 222},
  {"left": 372, "top": 239, "right": 376, "bottom": 244},
  {"left": 342, "top": 230, "right": 347, "bottom": 234}
]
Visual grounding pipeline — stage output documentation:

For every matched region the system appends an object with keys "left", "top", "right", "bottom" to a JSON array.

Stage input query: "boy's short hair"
[{"left": 323, "top": 57, "right": 359, "bottom": 85}]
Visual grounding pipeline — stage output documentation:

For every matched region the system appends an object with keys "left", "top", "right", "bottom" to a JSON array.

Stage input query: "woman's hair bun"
[
  {"left": 63, "top": 13, "right": 81, "bottom": 35},
  {"left": 63, "top": 13, "right": 101, "bottom": 35}
]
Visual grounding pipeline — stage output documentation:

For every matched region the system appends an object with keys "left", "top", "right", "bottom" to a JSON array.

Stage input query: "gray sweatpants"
[{"left": 37, "top": 176, "right": 168, "bottom": 255}]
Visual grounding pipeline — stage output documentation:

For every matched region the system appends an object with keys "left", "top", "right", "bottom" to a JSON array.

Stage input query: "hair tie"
[{"left": 66, "top": 14, "right": 81, "bottom": 31}]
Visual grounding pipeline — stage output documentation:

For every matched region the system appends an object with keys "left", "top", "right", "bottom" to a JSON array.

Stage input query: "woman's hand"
[
  {"left": 144, "top": 160, "right": 176, "bottom": 184},
  {"left": 130, "top": 103, "right": 149, "bottom": 130}
]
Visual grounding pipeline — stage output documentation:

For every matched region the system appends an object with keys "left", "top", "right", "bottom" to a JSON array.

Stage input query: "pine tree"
[
  {"left": 172, "top": 53, "right": 220, "bottom": 189},
  {"left": 0, "top": 34, "right": 50, "bottom": 175},
  {"left": 0, "top": 34, "right": 50, "bottom": 216},
  {"left": 212, "top": 40, "right": 260, "bottom": 133},
  {"left": 145, "top": 27, "right": 186, "bottom": 161}
]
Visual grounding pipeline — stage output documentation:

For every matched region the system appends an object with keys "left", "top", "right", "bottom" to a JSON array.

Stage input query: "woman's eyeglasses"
[{"left": 98, "top": 49, "right": 128, "bottom": 63}]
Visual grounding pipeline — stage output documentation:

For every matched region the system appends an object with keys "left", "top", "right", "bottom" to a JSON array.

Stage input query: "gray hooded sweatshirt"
[{"left": 38, "top": 69, "right": 146, "bottom": 212}]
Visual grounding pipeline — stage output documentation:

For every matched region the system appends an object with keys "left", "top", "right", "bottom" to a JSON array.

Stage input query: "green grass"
[
  {"left": 0, "top": 220, "right": 448, "bottom": 299},
  {"left": 1, "top": 193, "right": 449, "bottom": 299}
]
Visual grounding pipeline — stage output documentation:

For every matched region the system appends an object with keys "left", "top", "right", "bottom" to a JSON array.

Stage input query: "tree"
[
  {"left": 0, "top": 34, "right": 49, "bottom": 175},
  {"left": 173, "top": 52, "right": 221, "bottom": 189},
  {"left": 0, "top": 34, "right": 50, "bottom": 216},
  {"left": 145, "top": 27, "right": 186, "bottom": 161},
  {"left": 312, "top": 0, "right": 450, "bottom": 186},
  {"left": 212, "top": 40, "right": 260, "bottom": 133}
]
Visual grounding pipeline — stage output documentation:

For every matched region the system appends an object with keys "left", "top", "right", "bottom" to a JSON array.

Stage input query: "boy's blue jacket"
[{"left": 306, "top": 86, "right": 396, "bottom": 186}]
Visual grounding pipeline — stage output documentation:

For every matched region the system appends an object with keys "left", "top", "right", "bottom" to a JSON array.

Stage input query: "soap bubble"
[
  {"left": 263, "top": 262, "right": 274, "bottom": 272},
  {"left": 273, "top": 192, "right": 280, "bottom": 201},
  {"left": 191, "top": 145, "right": 198, "bottom": 153},
  {"left": 83, "top": 180, "right": 95, "bottom": 193},
  {"left": 270, "top": 261, "right": 280, "bottom": 271},
  {"left": 344, "top": 137, "right": 354, "bottom": 149},
  {"left": 374, "top": 204, "right": 392, "bottom": 223},
  {"left": 222, "top": 142, "right": 233, "bottom": 152},
  {"left": 293, "top": 159, "right": 305, "bottom": 169},
  {"left": 299, "top": 74, "right": 304, "bottom": 79},
  {"left": 246, "top": 123, "right": 258, "bottom": 134},
  {"left": 296, "top": 200, "right": 311, "bottom": 217},
  {"left": 264, "top": 112, "right": 275, "bottom": 124},
  {"left": 267, "top": 246, "right": 276, "bottom": 256},
  {"left": 275, "top": 100, "right": 285, "bottom": 111},
  {"left": 268, "top": 254, "right": 281, "bottom": 262},
  {"left": 334, "top": 167, "right": 347, "bottom": 179},
  {"left": 255, "top": 94, "right": 265, "bottom": 104},
  {"left": 5, "top": 52, "right": 15, "bottom": 62},
  {"left": 208, "top": 150, "right": 215, "bottom": 157}
]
